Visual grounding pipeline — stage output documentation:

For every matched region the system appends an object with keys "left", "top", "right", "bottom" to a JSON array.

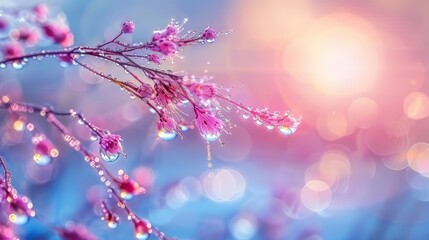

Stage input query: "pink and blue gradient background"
[{"left": 1, "top": 0, "right": 429, "bottom": 239}]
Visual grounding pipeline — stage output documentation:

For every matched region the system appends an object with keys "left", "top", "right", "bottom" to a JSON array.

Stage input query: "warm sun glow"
[{"left": 284, "top": 13, "right": 381, "bottom": 97}]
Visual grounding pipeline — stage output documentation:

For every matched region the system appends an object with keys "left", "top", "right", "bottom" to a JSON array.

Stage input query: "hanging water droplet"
[
  {"left": 279, "top": 124, "right": 298, "bottom": 136},
  {"left": 180, "top": 125, "right": 189, "bottom": 131},
  {"left": 107, "top": 214, "right": 119, "bottom": 229},
  {"left": 90, "top": 132, "right": 98, "bottom": 141},
  {"left": 100, "top": 148, "right": 120, "bottom": 162},
  {"left": 9, "top": 213, "right": 28, "bottom": 225},
  {"left": 0, "top": 63, "right": 6, "bottom": 69},
  {"left": 12, "top": 60, "right": 24, "bottom": 70},
  {"left": 77, "top": 119, "right": 85, "bottom": 125},
  {"left": 157, "top": 129, "right": 177, "bottom": 140},
  {"left": 202, "top": 132, "right": 220, "bottom": 142},
  {"left": 266, "top": 125, "right": 274, "bottom": 130},
  {"left": 242, "top": 113, "right": 250, "bottom": 119},
  {"left": 33, "top": 153, "right": 52, "bottom": 166},
  {"left": 60, "top": 61, "right": 71, "bottom": 68}
]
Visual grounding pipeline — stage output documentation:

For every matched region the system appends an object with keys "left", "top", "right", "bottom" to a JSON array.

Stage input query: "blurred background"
[{"left": 1, "top": 0, "right": 429, "bottom": 239}]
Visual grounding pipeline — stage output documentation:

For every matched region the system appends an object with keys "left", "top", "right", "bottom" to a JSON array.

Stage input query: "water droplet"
[
  {"left": 9, "top": 213, "right": 28, "bottom": 225},
  {"left": 0, "top": 63, "right": 6, "bottom": 69},
  {"left": 77, "top": 119, "right": 85, "bottom": 125},
  {"left": 206, "top": 39, "right": 215, "bottom": 43},
  {"left": 202, "top": 132, "right": 220, "bottom": 142},
  {"left": 107, "top": 216, "right": 119, "bottom": 229},
  {"left": 279, "top": 124, "right": 298, "bottom": 136},
  {"left": 266, "top": 125, "right": 274, "bottom": 130},
  {"left": 242, "top": 113, "right": 250, "bottom": 120},
  {"left": 33, "top": 153, "right": 51, "bottom": 166},
  {"left": 100, "top": 148, "right": 120, "bottom": 162},
  {"left": 157, "top": 129, "right": 177, "bottom": 140},
  {"left": 12, "top": 61, "right": 24, "bottom": 70},
  {"left": 120, "top": 191, "right": 134, "bottom": 200},
  {"left": 90, "top": 133, "right": 98, "bottom": 141}
]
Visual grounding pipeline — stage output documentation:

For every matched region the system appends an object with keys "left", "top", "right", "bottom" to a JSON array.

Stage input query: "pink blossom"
[
  {"left": 32, "top": 3, "right": 49, "bottom": 21},
  {"left": 154, "top": 39, "right": 178, "bottom": 55},
  {"left": 99, "top": 134, "right": 123, "bottom": 155},
  {"left": 0, "top": 17, "right": 8, "bottom": 31},
  {"left": 186, "top": 82, "right": 216, "bottom": 100},
  {"left": 8, "top": 196, "right": 36, "bottom": 223},
  {"left": 154, "top": 85, "right": 171, "bottom": 107},
  {"left": 42, "top": 23, "right": 74, "bottom": 47},
  {"left": 147, "top": 54, "right": 161, "bottom": 64},
  {"left": 58, "top": 54, "right": 74, "bottom": 64},
  {"left": 17, "top": 28, "right": 39, "bottom": 45},
  {"left": 114, "top": 171, "right": 146, "bottom": 200},
  {"left": 137, "top": 83, "right": 154, "bottom": 98},
  {"left": 2, "top": 42, "right": 24, "bottom": 59},
  {"left": 202, "top": 27, "right": 217, "bottom": 42},
  {"left": 134, "top": 219, "right": 152, "bottom": 239},
  {"left": 118, "top": 179, "right": 146, "bottom": 200},
  {"left": 149, "top": 24, "right": 181, "bottom": 56},
  {"left": 58, "top": 223, "right": 98, "bottom": 240},
  {"left": 194, "top": 107, "right": 223, "bottom": 141},
  {"left": 165, "top": 25, "right": 179, "bottom": 36},
  {"left": 157, "top": 116, "right": 176, "bottom": 132},
  {"left": 122, "top": 21, "right": 135, "bottom": 34}
]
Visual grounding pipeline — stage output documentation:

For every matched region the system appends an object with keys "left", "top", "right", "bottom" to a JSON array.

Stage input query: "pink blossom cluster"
[
  {"left": 0, "top": 3, "right": 73, "bottom": 59},
  {"left": 0, "top": 6, "right": 301, "bottom": 239},
  {"left": 0, "top": 158, "right": 36, "bottom": 228}
]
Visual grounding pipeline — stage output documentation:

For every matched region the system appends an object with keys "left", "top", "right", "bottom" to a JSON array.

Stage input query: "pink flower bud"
[
  {"left": 42, "top": 23, "right": 74, "bottom": 47},
  {"left": 137, "top": 83, "right": 154, "bottom": 98},
  {"left": 134, "top": 218, "right": 152, "bottom": 240},
  {"left": 8, "top": 196, "right": 36, "bottom": 225},
  {"left": 58, "top": 223, "right": 98, "bottom": 240},
  {"left": 147, "top": 54, "right": 161, "bottom": 64},
  {"left": 0, "top": 17, "right": 8, "bottom": 31},
  {"left": 186, "top": 82, "right": 216, "bottom": 100},
  {"left": 157, "top": 116, "right": 176, "bottom": 132},
  {"left": 32, "top": 3, "right": 49, "bottom": 21},
  {"left": 194, "top": 107, "right": 223, "bottom": 141},
  {"left": 165, "top": 25, "right": 178, "bottom": 36},
  {"left": 2, "top": 42, "right": 24, "bottom": 59},
  {"left": 202, "top": 27, "right": 217, "bottom": 42},
  {"left": 122, "top": 21, "right": 135, "bottom": 34},
  {"left": 99, "top": 133, "right": 123, "bottom": 162},
  {"left": 17, "top": 28, "right": 39, "bottom": 45}
]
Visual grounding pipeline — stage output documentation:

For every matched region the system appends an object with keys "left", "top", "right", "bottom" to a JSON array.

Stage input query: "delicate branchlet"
[
  {"left": 0, "top": 19, "right": 301, "bottom": 147},
  {"left": 0, "top": 99, "right": 170, "bottom": 240},
  {"left": 101, "top": 201, "right": 120, "bottom": 229},
  {"left": 0, "top": 157, "right": 36, "bottom": 226}
]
